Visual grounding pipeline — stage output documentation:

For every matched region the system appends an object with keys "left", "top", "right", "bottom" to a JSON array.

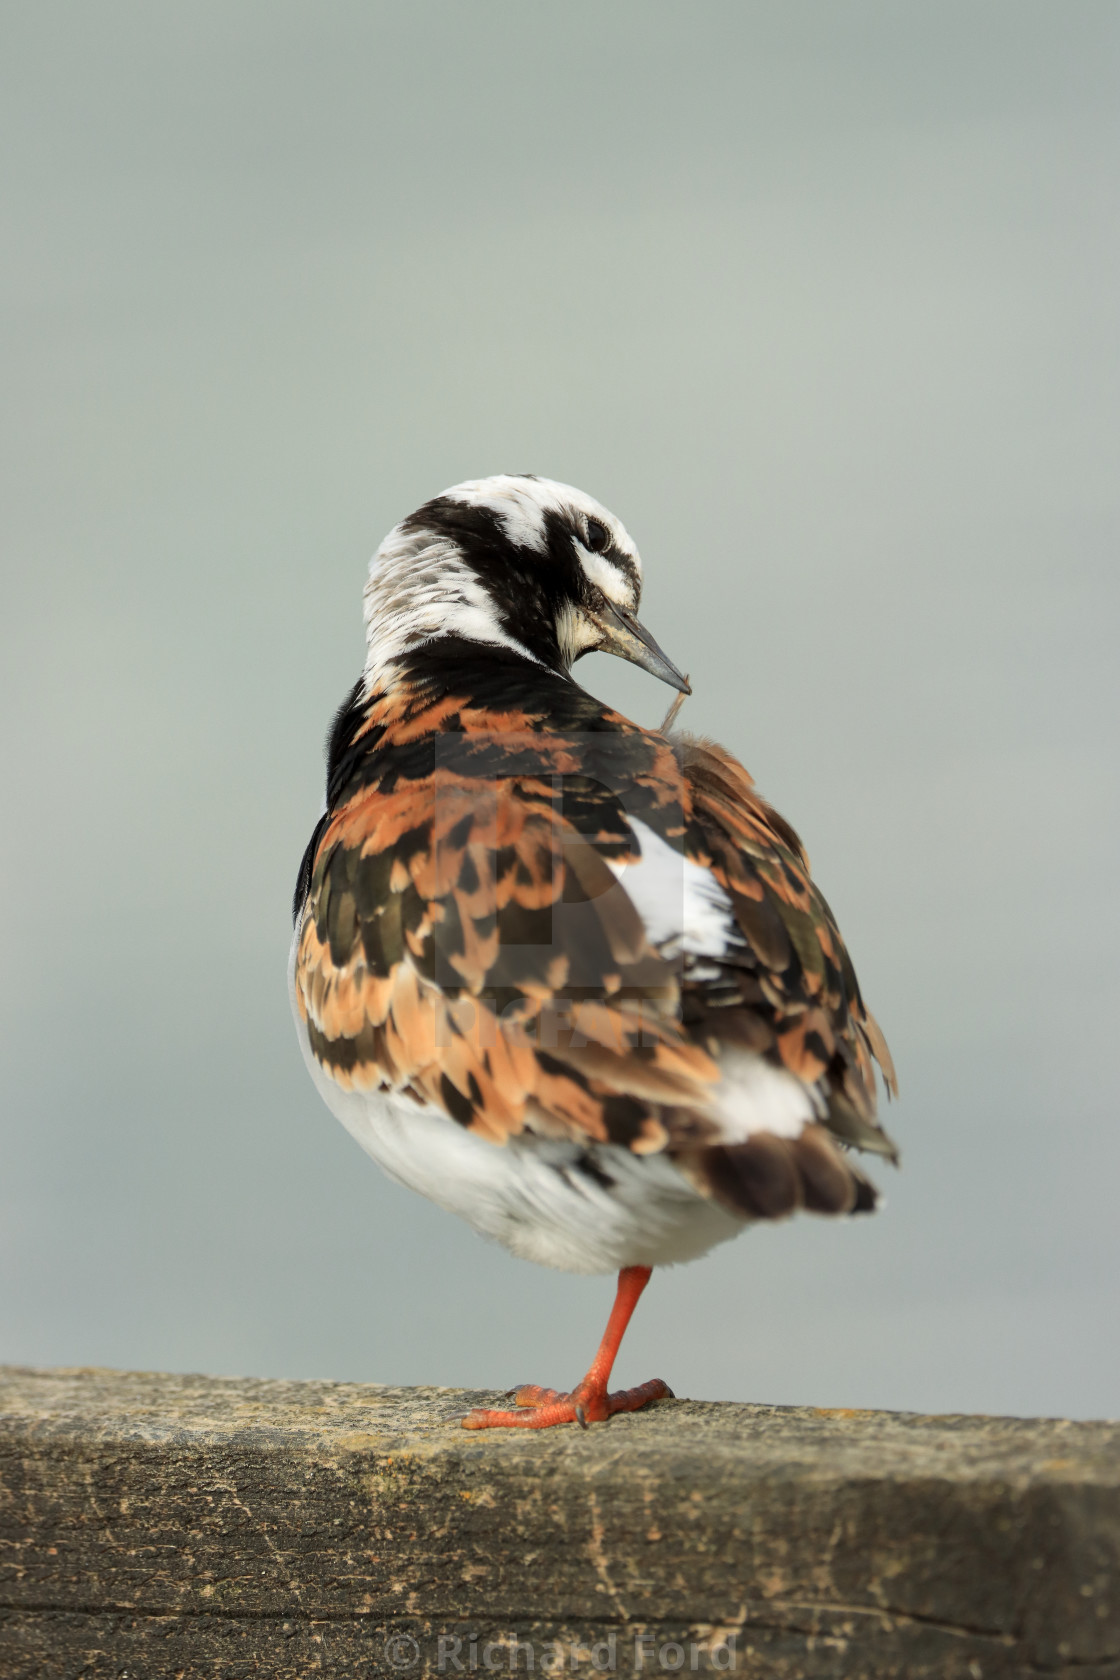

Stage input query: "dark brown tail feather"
[{"left": 693, "top": 1124, "right": 878, "bottom": 1221}]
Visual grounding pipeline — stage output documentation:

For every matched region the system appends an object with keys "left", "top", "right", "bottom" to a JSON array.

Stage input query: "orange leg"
[{"left": 461, "top": 1265, "right": 673, "bottom": 1430}]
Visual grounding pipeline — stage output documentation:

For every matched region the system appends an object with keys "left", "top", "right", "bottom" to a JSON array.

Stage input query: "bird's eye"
[{"left": 585, "top": 519, "right": 610, "bottom": 553}]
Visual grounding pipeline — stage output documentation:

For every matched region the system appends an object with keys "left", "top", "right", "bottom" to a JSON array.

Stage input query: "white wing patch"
[
  {"left": 607, "top": 817, "right": 736, "bottom": 962},
  {"left": 709, "top": 1048, "right": 820, "bottom": 1141},
  {"left": 611, "top": 818, "right": 820, "bottom": 1143}
]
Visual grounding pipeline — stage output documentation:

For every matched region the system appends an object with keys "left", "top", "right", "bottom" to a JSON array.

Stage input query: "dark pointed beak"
[{"left": 587, "top": 601, "right": 692, "bottom": 694}]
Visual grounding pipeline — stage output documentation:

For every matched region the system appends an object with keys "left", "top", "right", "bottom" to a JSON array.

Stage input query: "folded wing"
[
  {"left": 294, "top": 766, "right": 719, "bottom": 1154},
  {"left": 294, "top": 707, "right": 897, "bottom": 1225}
]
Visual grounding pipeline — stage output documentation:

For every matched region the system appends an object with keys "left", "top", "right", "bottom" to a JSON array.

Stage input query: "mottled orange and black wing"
[
  {"left": 674, "top": 730, "right": 898, "bottom": 1167},
  {"left": 294, "top": 721, "right": 720, "bottom": 1152},
  {"left": 295, "top": 656, "right": 894, "bottom": 1223}
]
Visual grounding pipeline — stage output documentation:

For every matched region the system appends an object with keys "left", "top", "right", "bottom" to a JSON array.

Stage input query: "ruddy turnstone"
[{"left": 290, "top": 475, "right": 897, "bottom": 1430}]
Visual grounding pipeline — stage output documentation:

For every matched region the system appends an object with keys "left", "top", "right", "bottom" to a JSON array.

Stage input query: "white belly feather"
[
  {"left": 290, "top": 935, "right": 740, "bottom": 1273},
  {"left": 289, "top": 817, "right": 816, "bottom": 1275}
]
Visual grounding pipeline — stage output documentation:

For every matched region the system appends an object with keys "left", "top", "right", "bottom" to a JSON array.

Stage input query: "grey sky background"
[{"left": 2, "top": 2, "right": 1118, "bottom": 1420}]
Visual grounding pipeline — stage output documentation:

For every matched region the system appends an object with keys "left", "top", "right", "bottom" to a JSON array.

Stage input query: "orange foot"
[
  {"left": 457, "top": 1265, "right": 674, "bottom": 1432},
  {"left": 462, "top": 1376, "right": 673, "bottom": 1431}
]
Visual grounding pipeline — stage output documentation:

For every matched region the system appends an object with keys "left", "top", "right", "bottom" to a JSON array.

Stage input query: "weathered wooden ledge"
[{"left": 1, "top": 1366, "right": 1118, "bottom": 1680}]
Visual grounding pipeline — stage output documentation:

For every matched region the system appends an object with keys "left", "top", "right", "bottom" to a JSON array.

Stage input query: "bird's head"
[{"left": 363, "top": 474, "right": 690, "bottom": 696}]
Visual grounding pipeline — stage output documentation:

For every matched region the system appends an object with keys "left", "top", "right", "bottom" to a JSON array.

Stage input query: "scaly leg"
[{"left": 461, "top": 1266, "right": 673, "bottom": 1430}]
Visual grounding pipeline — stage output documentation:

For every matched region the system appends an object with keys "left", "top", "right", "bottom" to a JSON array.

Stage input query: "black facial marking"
[
  {"left": 401, "top": 496, "right": 573, "bottom": 670},
  {"left": 396, "top": 487, "right": 641, "bottom": 675}
]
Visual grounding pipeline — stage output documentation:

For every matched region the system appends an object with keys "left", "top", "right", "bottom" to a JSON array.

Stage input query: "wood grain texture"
[{"left": 1, "top": 1365, "right": 1118, "bottom": 1679}]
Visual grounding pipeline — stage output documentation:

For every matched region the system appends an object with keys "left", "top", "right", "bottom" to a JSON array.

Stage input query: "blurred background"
[{"left": 2, "top": 2, "right": 1118, "bottom": 1420}]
